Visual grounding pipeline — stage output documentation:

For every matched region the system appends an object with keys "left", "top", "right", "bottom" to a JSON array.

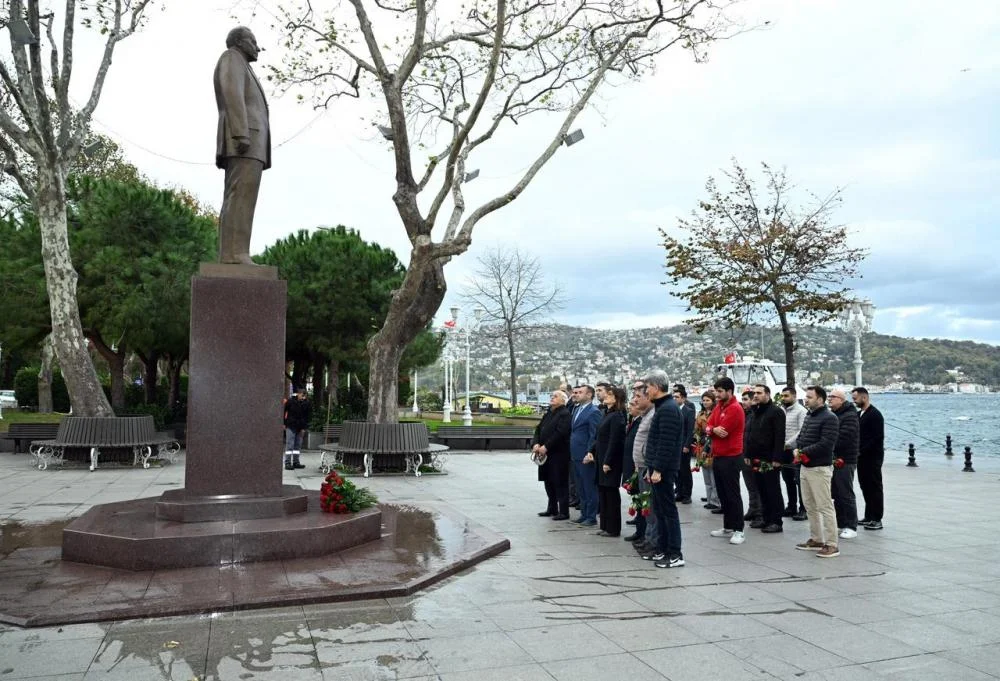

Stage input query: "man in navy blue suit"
[{"left": 569, "top": 385, "right": 602, "bottom": 526}]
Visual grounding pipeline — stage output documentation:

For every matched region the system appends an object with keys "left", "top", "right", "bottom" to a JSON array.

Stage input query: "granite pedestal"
[{"left": 61, "top": 264, "right": 382, "bottom": 571}]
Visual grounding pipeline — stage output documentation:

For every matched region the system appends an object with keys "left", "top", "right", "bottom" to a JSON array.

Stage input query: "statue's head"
[{"left": 226, "top": 26, "right": 260, "bottom": 62}]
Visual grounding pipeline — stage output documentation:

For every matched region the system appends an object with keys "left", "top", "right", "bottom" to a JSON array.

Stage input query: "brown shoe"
[
  {"left": 816, "top": 544, "right": 840, "bottom": 558},
  {"left": 795, "top": 538, "right": 824, "bottom": 551}
]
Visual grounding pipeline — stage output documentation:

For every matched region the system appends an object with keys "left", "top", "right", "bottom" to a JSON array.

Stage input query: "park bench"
[
  {"left": 28, "top": 415, "right": 180, "bottom": 471},
  {"left": 322, "top": 423, "right": 344, "bottom": 443},
  {"left": 0, "top": 423, "right": 61, "bottom": 453},
  {"left": 319, "top": 421, "right": 448, "bottom": 477},
  {"left": 433, "top": 425, "right": 535, "bottom": 451}
]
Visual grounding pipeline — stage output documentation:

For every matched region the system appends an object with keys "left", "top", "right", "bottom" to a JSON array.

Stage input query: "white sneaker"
[
  {"left": 839, "top": 528, "right": 858, "bottom": 539},
  {"left": 729, "top": 531, "right": 746, "bottom": 545},
  {"left": 710, "top": 528, "right": 734, "bottom": 538}
]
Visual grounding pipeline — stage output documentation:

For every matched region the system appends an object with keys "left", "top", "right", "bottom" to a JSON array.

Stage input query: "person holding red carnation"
[{"left": 793, "top": 385, "right": 841, "bottom": 558}]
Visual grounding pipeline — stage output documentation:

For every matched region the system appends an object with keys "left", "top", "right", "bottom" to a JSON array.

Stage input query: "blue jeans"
[
  {"left": 652, "top": 469, "right": 682, "bottom": 558},
  {"left": 285, "top": 428, "right": 304, "bottom": 452},
  {"left": 572, "top": 458, "right": 598, "bottom": 522}
]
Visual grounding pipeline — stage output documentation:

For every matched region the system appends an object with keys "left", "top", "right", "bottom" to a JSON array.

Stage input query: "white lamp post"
[
  {"left": 839, "top": 299, "right": 876, "bottom": 387},
  {"left": 411, "top": 369, "right": 420, "bottom": 414},
  {"left": 441, "top": 351, "right": 452, "bottom": 423},
  {"left": 450, "top": 305, "right": 484, "bottom": 427}
]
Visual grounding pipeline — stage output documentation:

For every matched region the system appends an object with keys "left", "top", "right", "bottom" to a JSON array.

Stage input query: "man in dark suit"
[
  {"left": 215, "top": 26, "right": 271, "bottom": 265},
  {"left": 852, "top": 387, "right": 885, "bottom": 530},
  {"left": 672, "top": 384, "right": 696, "bottom": 504},
  {"left": 569, "top": 385, "right": 601, "bottom": 526}
]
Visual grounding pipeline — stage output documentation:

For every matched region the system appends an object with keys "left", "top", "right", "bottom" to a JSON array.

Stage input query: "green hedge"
[{"left": 13, "top": 366, "right": 71, "bottom": 412}]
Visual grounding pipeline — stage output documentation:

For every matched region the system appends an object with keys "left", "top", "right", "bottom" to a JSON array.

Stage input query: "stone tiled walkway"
[{"left": 0, "top": 449, "right": 998, "bottom": 680}]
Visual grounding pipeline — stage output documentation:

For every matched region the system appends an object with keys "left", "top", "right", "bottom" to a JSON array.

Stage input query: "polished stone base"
[
  {"left": 0, "top": 502, "right": 509, "bottom": 627},
  {"left": 155, "top": 485, "right": 308, "bottom": 522},
  {"left": 62, "top": 491, "right": 380, "bottom": 571}
]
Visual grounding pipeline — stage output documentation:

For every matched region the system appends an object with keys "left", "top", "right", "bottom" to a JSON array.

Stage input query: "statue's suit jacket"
[{"left": 214, "top": 47, "right": 271, "bottom": 170}]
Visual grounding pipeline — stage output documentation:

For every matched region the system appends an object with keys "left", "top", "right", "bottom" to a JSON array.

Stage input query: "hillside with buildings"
[{"left": 428, "top": 323, "right": 1000, "bottom": 396}]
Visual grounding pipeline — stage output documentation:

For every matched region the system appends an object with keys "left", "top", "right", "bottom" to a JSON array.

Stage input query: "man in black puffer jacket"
[
  {"left": 828, "top": 388, "right": 860, "bottom": 539},
  {"left": 642, "top": 370, "right": 684, "bottom": 569},
  {"left": 745, "top": 385, "right": 786, "bottom": 533},
  {"left": 794, "top": 385, "right": 840, "bottom": 557}
]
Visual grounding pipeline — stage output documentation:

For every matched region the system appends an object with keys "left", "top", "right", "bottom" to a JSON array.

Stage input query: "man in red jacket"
[{"left": 706, "top": 377, "right": 747, "bottom": 545}]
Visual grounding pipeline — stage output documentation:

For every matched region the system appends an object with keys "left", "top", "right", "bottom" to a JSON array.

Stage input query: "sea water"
[{"left": 874, "top": 393, "right": 998, "bottom": 458}]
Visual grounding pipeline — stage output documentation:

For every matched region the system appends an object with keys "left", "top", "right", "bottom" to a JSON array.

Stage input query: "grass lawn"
[{"left": 0, "top": 411, "right": 65, "bottom": 432}]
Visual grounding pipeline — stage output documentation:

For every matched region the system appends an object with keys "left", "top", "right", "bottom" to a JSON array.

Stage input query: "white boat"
[{"left": 714, "top": 353, "right": 806, "bottom": 402}]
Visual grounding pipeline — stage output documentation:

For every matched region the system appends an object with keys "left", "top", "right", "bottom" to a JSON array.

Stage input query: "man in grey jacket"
[
  {"left": 628, "top": 380, "right": 657, "bottom": 553},
  {"left": 780, "top": 387, "right": 807, "bottom": 519}
]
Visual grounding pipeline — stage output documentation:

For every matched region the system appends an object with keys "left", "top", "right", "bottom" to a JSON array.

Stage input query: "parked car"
[{"left": 0, "top": 390, "right": 17, "bottom": 409}]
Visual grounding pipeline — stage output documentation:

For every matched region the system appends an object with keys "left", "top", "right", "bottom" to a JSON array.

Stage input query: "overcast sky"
[{"left": 64, "top": 0, "right": 1000, "bottom": 344}]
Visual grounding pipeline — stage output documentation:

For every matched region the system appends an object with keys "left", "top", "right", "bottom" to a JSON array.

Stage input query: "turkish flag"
[
  {"left": 724, "top": 352, "right": 737, "bottom": 364},
  {"left": 443, "top": 320, "right": 456, "bottom": 328}
]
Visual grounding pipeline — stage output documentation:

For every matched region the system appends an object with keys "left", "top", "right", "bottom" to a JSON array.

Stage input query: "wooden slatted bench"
[
  {"left": 433, "top": 425, "right": 534, "bottom": 451},
  {"left": 0, "top": 423, "right": 60, "bottom": 453},
  {"left": 322, "top": 423, "right": 344, "bottom": 443},
  {"left": 318, "top": 421, "right": 448, "bottom": 477},
  {"left": 29, "top": 416, "right": 181, "bottom": 471}
]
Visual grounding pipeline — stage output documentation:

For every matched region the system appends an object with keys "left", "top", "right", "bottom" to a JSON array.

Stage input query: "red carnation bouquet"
[
  {"left": 622, "top": 471, "right": 651, "bottom": 517},
  {"left": 320, "top": 471, "right": 378, "bottom": 514},
  {"left": 833, "top": 457, "right": 845, "bottom": 469}
]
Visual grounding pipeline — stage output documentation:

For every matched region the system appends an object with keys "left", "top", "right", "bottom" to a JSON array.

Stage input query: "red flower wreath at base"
[{"left": 319, "top": 471, "right": 378, "bottom": 514}]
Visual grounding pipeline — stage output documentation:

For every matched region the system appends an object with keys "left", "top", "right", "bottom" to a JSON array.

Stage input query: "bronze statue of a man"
[{"left": 214, "top": 26, "right": 270, "bottom": 265}]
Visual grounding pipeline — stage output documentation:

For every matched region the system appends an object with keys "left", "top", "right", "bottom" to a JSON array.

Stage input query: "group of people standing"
[{"left": 532, "top": 372, "right": 886, "bottom": 566}]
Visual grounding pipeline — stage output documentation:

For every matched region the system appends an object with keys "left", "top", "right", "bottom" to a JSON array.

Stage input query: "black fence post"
[
  {"left": 945, "top": 434, "right": 953, "bottom": 457},
  {"left": 907, "top": 443, "right": 918, "bottom": 467},
  {"left": 962, "top": 446, "right": 975, "bottom": 473}
]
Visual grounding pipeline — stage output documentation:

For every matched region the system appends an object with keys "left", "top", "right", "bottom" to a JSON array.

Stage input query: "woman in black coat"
[
  {"left": 588, "top": 386, "right": 627, "bottom": 537},
  {"left": 531, "top": 390, "right": 572, "bottom": 520}
]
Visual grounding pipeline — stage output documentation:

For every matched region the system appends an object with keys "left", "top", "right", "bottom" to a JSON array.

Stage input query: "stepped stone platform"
[{"left": 0, "top": 501, "right": 509, "bottom": 627}]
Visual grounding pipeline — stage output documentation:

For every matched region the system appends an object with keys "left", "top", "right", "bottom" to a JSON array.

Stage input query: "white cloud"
[{"left": 25, "top": 0, "right": 1000, "bottom": 344}]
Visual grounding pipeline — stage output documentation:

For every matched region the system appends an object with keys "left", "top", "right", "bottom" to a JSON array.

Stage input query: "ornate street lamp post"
[{"left": 839, "top": 299, "right": 875, "bottom": 387}]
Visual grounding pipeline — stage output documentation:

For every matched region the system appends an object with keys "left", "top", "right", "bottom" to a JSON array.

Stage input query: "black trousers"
[
  {"left": 740, "top": 458, "right": 762, "bottom": 517},
  {"left": 544, "top": 478, "right": 569, "bottom": 516},
  {"left": 754, "top": 468, "right": 784, "bottom": 527},
  {"left": 781, "top": 463, "right": 803, "bottom": 512},
  {"left": 676, "top": 452, "right": 693, "bottom": 500},
  {"left": 857, "top": 454, "right": 884, "bottom": 522},
  {"left": 713, "top": 455, "right": 744, "bottom": 532},
  {"left": 598, "top": 485, "right": 621, "bottom": 536},
  {"left": 831, "top": 464, "right": 858, "bottom": 531}
]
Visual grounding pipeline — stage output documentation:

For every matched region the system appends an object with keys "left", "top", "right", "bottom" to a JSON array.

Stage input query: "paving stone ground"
[{"left": 0, "top": 447, "right": 997, "bottom": 681}]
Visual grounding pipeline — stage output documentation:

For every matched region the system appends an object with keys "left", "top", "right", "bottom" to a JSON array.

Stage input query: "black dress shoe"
[
  {"left": 749, "top": 519, "right": 766, "bottom": 529},
  {"left": 704, "top": 503, "right": 720, "bottom": 510},
  {"left": 782, "top": 508, "right": 795, "bottom": 517},
  {"left": 595, "top": 530, "right": 611, "bottom": 537},
  {"left": 538, "top": 511, "right": 555, "bottom": 517},
  {"left": 711, "top": 508, "right": 723, "bottom": 514},
  {"left": 679, "top": 498, "right": 692, "bottom": 505},
  {"left": 701, "top": 497, "right": 708, "bottom": 502},
  {"left": 624, "top": 533, "right": 642, "bottom": 542},
  {"left": 626, "top": 519, "right": 637, "bottom": 525},
  {"left": 284, "top": 464, "right": 293, "bottom": 471},
  {"left": 551, "top": 514, "right": 570, "bottom": 521},
  {"left": 761, "top": 524, "right": 783, "bottom": 533},
  {"left": 293, "top": 462, "right": 306, "bottom": 469},
  {"left": 744, "top": 511, "right": 760, "bottom": 521},
  {"left": 792, "top": 511, "right": 808, "bottom": 521}
]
